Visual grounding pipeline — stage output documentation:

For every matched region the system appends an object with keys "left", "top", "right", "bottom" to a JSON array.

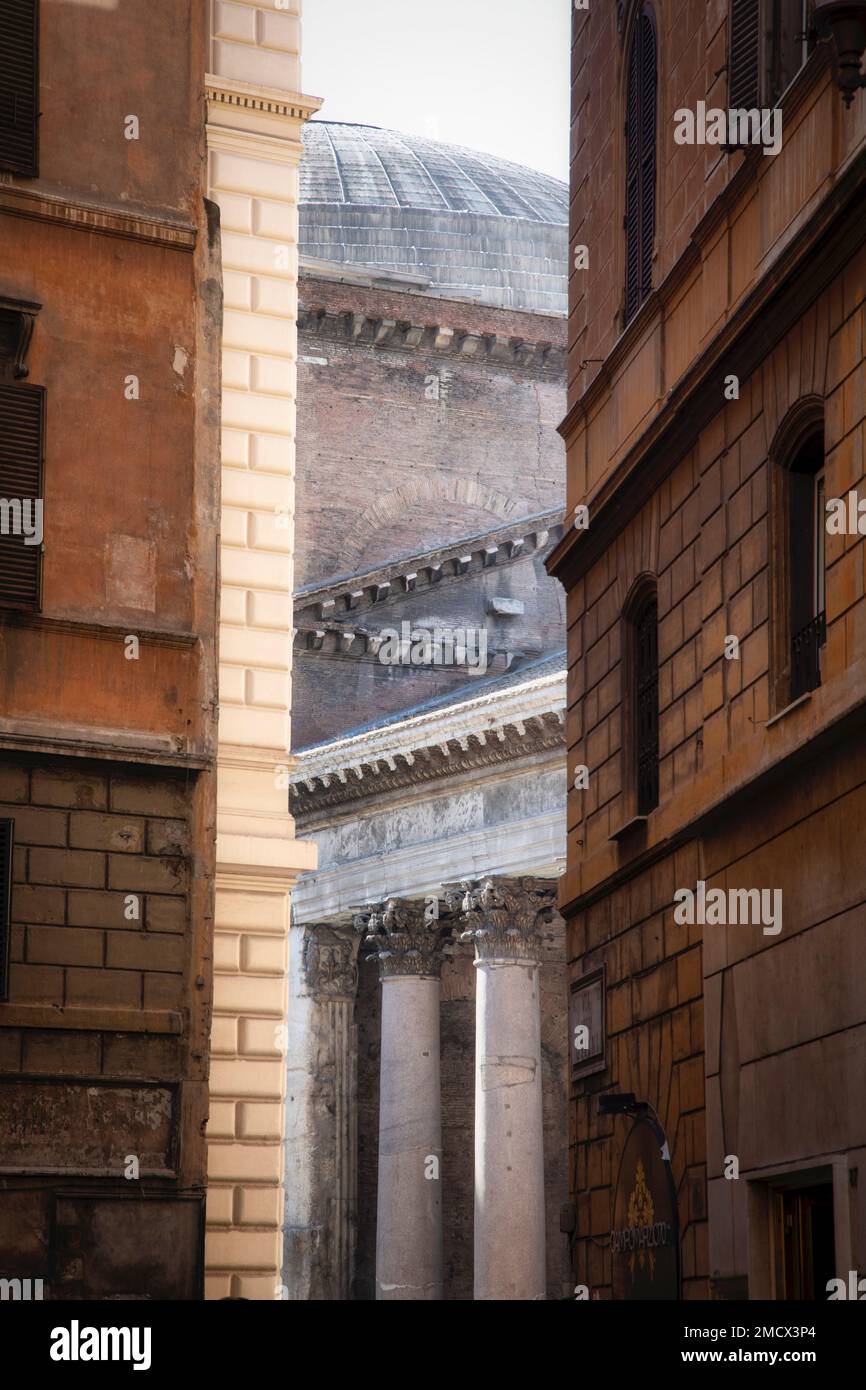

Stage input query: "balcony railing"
[{"left": 791, "top": 611, "right": 826, "bottom": 700}]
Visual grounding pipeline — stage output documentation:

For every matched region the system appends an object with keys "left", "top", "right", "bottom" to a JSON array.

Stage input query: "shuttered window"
[
  {"left": 624, "top": 9, "right": 657, "bottom": 327},
  {"left": 0, "top": 0, "right": 39, "bottom": 177},
  {"left": 0, "top": 819, "right": 13, "bottom": 1001},
  {"left": 635, "top": 595, "right": 659, "bottom": 815},
  {"left": 729, "top": 0, "right": 761, "bottom": 111},
  {"left": 0, "top": 381, "right": 44, "bottom": 609},
  {"left": 789, "top": 432, "right": 825, "bottom": 700}
]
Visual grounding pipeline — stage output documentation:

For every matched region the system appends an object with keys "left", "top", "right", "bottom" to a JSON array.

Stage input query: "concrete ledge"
[{"left": 0, "top": 1004, "right": 182, "bottom": 1033}]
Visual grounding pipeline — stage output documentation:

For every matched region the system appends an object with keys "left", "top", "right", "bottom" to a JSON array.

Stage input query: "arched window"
[
  {"left": 624, "top": 7, "right": 657, "bottom": 326},
  {"left": 769, "top": 403, "right": 826, "bottom": 708},
  {"left": 633, "top": 589, "right": 659, "bottom": 815},
  {"left": 787, "top": 429, "right": 826, "bottom": 699}
]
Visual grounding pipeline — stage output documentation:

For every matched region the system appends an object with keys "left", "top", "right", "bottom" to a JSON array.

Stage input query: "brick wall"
[
  {"left": 295, "top": 277, "right": 566, "bottom": 591},
  {"left": 294, "top": 550, "right": 565, "bottom": 748},
  {"left": 567, "top": 250, "right": 866, "bottom": 883},
  {"left": 568, "top": 845, "right": 708, "bottom": 1298},
  {"left": 0, "top": 755, "right": 210, "bottom": 1299},
  {"left": 1, "top": 761, "right": 192, "bottom": 1012}
]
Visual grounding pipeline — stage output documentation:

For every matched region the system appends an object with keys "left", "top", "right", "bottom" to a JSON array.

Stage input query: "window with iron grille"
[
  {"left": 0, "top": 818, "right": 13, "bottom": 1001},
  {"left": 624, "top": 7, "right": 657, "bottom": 327},
  {"left": 635, "top": 595, "right": 659, "bottom": 815},
  {"left": 0, "top": 380, "right": 44, "bottom": 609},
  {"left": 789, "top": 432, "right": 826, "bottom": 700},
  {"left": 0, "top": 0, "right": 39, "bottom": 177}
]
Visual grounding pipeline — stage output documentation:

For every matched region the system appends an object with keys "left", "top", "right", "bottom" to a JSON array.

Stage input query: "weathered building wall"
[
  {"left": 203, "top": 0, "right": 320, "bottom": 1299},
  {"left": 292, "top": 276, "right": 567, "bottom": 749},
  {"left": 553, "top": 0, "right": 866, "bottom": 1303},
  {"left": 295, "top": 547, "right": 565, "bottom": 748},
  {"left": 0, "top": 0, "right": 220, "bottom": 1299},
  {"left": 295, "top": 278, "right": 567, "bottom": 589},
  {"left": 568, "top": 844, "right": 708, "bottom": 1299},
  {"left": 704, "top": 737, "right": 866, "bottom": 1296}
]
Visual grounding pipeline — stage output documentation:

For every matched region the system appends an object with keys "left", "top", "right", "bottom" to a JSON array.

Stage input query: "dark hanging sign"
[{"left": 610, "top": 1116, "right": 680, "bottom": 1300}]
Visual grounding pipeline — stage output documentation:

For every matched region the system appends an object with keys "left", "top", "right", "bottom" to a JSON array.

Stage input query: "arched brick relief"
[
  {"left": 760, "top": 296, "right": 831, "bottom": 455},
  {"left": 613, "top": 491, "right": 661, "bottom": 612},
  {"left": 348, "top": 476, "right": 522, "bottom": 569}
]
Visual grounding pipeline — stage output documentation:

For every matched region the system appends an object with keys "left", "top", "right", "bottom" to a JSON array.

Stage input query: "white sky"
[{"left": 302, "top": 0, "right": 571, "bottom": 183}]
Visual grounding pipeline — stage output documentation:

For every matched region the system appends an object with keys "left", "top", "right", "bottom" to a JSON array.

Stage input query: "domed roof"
[{"left": 299, "top": 122, "right": 568, "bottom": 315}]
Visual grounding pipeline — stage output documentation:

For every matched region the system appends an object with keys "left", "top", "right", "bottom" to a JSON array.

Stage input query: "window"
[
  {"left": 624, "top": 7, "right": 657, "bottom": 326},
  {"left": 788, "top": 431, "right": 825, "bottom": 700},
  {"left": 0, "top": 819, "right": 13, "bottom": 1001},
  {"left": 0, "top": 380, "right": 45, "bottom": 610},
  {"left": 634, "top": 593, "right": 659, "bottom": 815},
  {"left": 0, "top": 0, "right": 39, "bottom": 177},
  {"left": 728, "top": 0, "right": 816, "bottom": 115}
]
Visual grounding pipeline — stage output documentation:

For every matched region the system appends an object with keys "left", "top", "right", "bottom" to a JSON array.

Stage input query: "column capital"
[
  {"left": 357, "top": 897, "right": 452, "bottom": 980},
  {"left": 445, "top": 875, "right": 557, "bottom": 963},
  {"left": 303, "top": 921, "right": 364, "bottom": 1000}
]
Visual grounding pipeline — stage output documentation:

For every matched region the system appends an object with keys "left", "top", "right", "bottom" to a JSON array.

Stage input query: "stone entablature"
[
  {"left": 292, "top": 626, "right": 521, "bottom": 672},
  {"left": 290, "top": 667, "right": 565, "bottom": 816},
  {"left": 294, "top": 511, "right": 565, "bottom": 622}
]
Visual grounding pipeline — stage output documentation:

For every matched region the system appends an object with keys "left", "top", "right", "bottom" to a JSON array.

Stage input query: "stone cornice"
[
  {"left": 549, "top": 134, "right": 866, "bottom": 590},
  {"left": 205, "top": 74, "right": 323, "bottom": 125},
  {"left": 290, "top": 667, "right": 565, "bottom": 818},
  {"left": 292, "top": 626, "right": 522, "bottom": 673},
  {"left": 298, "top": 303, "right": 566, "bottom": 377},
  {"left": 294, "top": 512, "right": 565, "bottom": 620},
  {"left": 0, "top": 182, "right": 196, "bottom": 249},
  {"left": 0, "top": 726, "right": 211, "bottom": 771}
]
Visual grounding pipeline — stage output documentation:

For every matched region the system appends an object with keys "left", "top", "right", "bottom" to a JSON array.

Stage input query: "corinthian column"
[
  {"left": 361, "top": 897, "right": 450, "bottom": 1300},
  {"left": 453, "top": 876, "right": 556, "bottom": 1301},
  {"left": 284, "top": 921, "right": 363, "bottom": 1300}
]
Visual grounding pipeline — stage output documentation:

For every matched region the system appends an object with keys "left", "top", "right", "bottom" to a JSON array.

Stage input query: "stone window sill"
[
  {"left": 609, "top": 814, "right": 649, "bottom": 842},
  {"left": 765, "top": 691, "right": 812, "bottom": 729}
]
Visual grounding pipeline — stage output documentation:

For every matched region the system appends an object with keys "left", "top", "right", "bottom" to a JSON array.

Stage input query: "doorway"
[{"left": 771, "top": 1180, "right": 835, "bottom": 1300}]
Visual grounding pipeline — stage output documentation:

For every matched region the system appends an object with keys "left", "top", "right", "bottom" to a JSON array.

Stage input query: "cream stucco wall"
[{"left": 204, "top": 0, "right": 320, "bottom": 1299}]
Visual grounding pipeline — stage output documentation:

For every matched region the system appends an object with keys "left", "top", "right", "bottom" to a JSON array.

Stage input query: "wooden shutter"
[
  {"left": 729, "top": 0, "right": 761, "bottom": 111},
  {"left": 635, "top": 596, "right": 659, "bottom": 815},
  {"left": 0, "top": 0, "right": 39, "bottom": 177},
  {"left": 639, "top": 16, "right": 657, "bottom": 313},
  {"left": 0, "top": 381, "right": 44, "bottom": 609},
  {"left": 624, "top": 10, "right": 657, "bottom": 327},
  {"left": 789, "top": 465, "right": 819, "bottom": 697},
  {"left": 624, "top": 33, "right": 641, "bottom": 325},
  {"left": 0, "top": 819, "right": 13, "bottom": 1002}
]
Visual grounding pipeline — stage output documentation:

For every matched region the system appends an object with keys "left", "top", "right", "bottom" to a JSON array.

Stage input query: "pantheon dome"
[{"left": 299, "top": 121, "right": 569, "bottom": 315}]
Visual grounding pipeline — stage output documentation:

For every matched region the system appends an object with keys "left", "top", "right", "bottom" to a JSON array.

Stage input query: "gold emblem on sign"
[{"left": 626, "top": 1159, "right": 655, "bottom": 1279}]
